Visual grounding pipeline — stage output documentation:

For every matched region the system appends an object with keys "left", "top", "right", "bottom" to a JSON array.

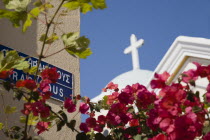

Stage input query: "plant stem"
[
  {"left": 34, "top": 0, "right": 65, "bottom": 79},
  {"left": 44, "top": 47, "right": 66, "bottom": 58},
  {"left": 24, "top": 0, "right": 66, "bottom": 139}
]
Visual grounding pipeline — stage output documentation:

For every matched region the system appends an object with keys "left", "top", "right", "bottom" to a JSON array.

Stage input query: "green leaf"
[
  {"left": 20, "top": 114, "right": 38, "bottom": 125},
  {"left": 95, "top": 133, "right": 106, "bottom": 140},
  {"left": 39, "top": 33, "right": 58, "bottom": 44},
  {"left": 77, "top": 48, "right": 92, "bottom": 59},
  {"left": 3, "top": 0, "right": 10, "bottom": 5},
  {"left": 78, "top": 0, "right": 91, "bottom": 3},
  {"left": 133, "top": 134, "right": 142, "bottom": 140},
  {"left": 90, "top": 0, "right": 106, "bottom": 9},
  {"left": 80, "top": 3, "right": 92, "bottom": 14},
  {"left": 23, "top": 7, "right": 42, "bottom": 32},
  {"left": 39, "top": 34, "right": 47, "bottom": 42},
  {"left": 31, "top": 91, "right": 40, "bottom": 101},
  {"left": 46, "top": 33, "right": 59, "bottom": 44},
  {"left": 0, "top": 123, "right": 3, "bottom": 130},
  {"left": 3, "top": 81, "right": 12, "bottom": 91},
  {"left": 14, "top": 90, "right": 24, "bottom": 100},
  {"left": 76, "top": 36, "right": 90, "bottom": 49},
  {"left": 189, "top": 80, "right": 195, "bottom": 87},
  {"left": 76, "top": 132, "right": 87, "bottom": 140},
  {"left": 63, "top": 1, "right": 80, "bottom": 11},
  {"left": 33, "top": 0, "right": 42, "bottom": 7},
  {"left": 4, "top": 106, "right": 16, "bottom": 114},
  {"left": 0, "top": 51, "right": 4, "bottom": 68},
  {"left": 203, "top": 124, "right": 210, "bottom": 134},
  {"left": 94, "top": 103, "right": 102, "bottom": 112},
  {"left": 1, "top": 50, "right": 29, "bottom": 71},
  {"left": 30, "top": 7, "right": 41, "bottom": 18},
  {"left": 12, "top": 59, "right": 29, "bottom": 70},
  {"left": 44, "top": 3, "right": 54, "bottom": 9},
  {"left": 20, "top": 116, "right": 26, "bottom": 123},
  {"left": 63, "top": 35, "right": 92, "bottom": 59},
  {"left": 28, "top": 66, "right": 38, "bottom": 75},
  {"left": 0, "top": 10, "right": 26, "bottom": 27},
  {"left": 62, "top": 32, "right": 80, "bottom": 46},
  {"left": 5, "top": 0, "right": 31, "bottom": 12}
]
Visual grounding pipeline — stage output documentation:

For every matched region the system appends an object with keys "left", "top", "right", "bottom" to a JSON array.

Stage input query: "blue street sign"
[{"left": 0, "top": 44, "right": 73, "bottom": 102}]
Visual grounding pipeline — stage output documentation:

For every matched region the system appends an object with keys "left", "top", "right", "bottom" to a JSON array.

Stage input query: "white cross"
[{"left": 124, "top": 34, "right": 144, "bottom": 70}]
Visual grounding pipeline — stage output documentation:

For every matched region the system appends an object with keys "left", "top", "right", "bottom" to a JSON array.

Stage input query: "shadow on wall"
[
  {"left": 0, "top": 1, "right": 37, "bottom": 57},
  {"left": 0, "top": 2, "right": 38, "bottom": 140}
]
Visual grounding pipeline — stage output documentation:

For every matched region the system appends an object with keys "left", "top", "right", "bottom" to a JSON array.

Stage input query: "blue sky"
[{"left": 80, "top": 0, "right": 210, "bottom": 99}]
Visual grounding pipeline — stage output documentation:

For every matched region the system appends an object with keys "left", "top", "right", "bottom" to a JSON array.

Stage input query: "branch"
[
  {"left": 44, "top": 47, "right": 66, "bottom": 58},
  {"left": 34, "top": 0, "right": 65, "bottom": 79}
]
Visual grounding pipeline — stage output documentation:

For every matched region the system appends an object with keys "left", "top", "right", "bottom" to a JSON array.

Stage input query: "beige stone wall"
[{"left": 0, "top": 1, "right": 81, "bottom": 140}]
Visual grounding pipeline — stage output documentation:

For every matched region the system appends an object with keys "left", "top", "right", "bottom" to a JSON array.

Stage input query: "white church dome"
[
  {"left": 91, "top": 69, "right": 153, "bottom": 102},
  {"left": 111, "top": 69, "right": 152, "bottom": 89},
  {"left": 91, "top": 34, "right": 153, "bottom": 103}
]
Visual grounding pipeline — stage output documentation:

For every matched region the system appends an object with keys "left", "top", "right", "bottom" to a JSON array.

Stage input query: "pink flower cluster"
[
  {"left": 21, "top": 101, "right": 50, "bottom": 118},
  {"left": 78, "top": 62, "right": 210, "bottom": 140},
  {"left": 147, "top": 62, "right": 210, "bottom": 140},
  {"left": 16, "top": 67, "right": 60, "bottom": 135}
]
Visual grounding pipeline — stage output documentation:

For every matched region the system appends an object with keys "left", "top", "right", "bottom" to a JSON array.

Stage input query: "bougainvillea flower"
[
  {"left": 79, "top": 102, "right": 89, "bottom": 114},
  {"left": 106, "top": 113, "right": 121, "bottom": 126},
  {"left": 147, "top": 107, "right": 164, "bottom": 131},
  {"left": 150, "top": 72, "right": 170, "bottom": 89},
  {"left": 136, "top": 90, "right": 156, "bottom": 109},
  {"left": 41, "top": 91, "right": 53, "bottom": 100},
  {"left": 31, "top": 101, "right": 50, "bottom": 118},
  {"left": 97, "top": 115, "right": 106, "bottom": 125},
  {"left": 107, "top": 92, "right": 119, "bottom": 105},
  {"left": 86, "top": 117, "right": 97, "bottom": 128},
  {"left": 0, "top": 70, "right": 13, "bottom": 79},
  {"left": 36, "top": 121, "right": 50, "bottom": 135},
  {"left": 131, "top": 83, "right": 147, "bottom": 94},
  {"left": 16, "top": 80, "right": 25, "bottom": 88},
  {"left": 40, "top": 79, "right": 51, "bottom": 92},
  {"left": 21, "top": 103, "right": 33, "bottom": 115},
  {"left": 171, "top": 112, "right": 203, "bottom": 140},
  {"left": 64, "top": 98, "right": 76, "bottom": 113},
  {"left": 93, "top": 124, "right": 103, "bottom": 132},
  {"left": 16, "top": 79, "right": 37, "bottom": 90},
  {"left": 182, "top": 69, "right": 198, "bottom": 83},
  {"left": 24, "top": 79, "right": 37, "bottom": 90},
  {"left": 193, "top": 62, "right": 210, "bottom": 77},
  {"left": 159, "top": 118, "right": 174, "bottom": 134},
  {"left": 41, "top": 67, "right": 60, "bottom": 83},
  {"left": 129, "top": 119, "right": 139, "bottom": 127},
  {"left": 118, "top": 91, "right": 134, "bottom": 105},
  {"left": 148, "top": 134, "right": 168, "bottom": 140},
  {"left": 102, "top": 82, "right": 118, "bottom": 92},
  {"left": 79, "top": 123, "right": 89, "bottom": 133},
  {"left": 206, "top": 92, "right": 210, "bottom": 103}
]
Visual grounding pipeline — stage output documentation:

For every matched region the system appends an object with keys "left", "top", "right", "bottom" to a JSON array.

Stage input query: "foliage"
[
  {"left": 0, "top": 0, "right": 106, "bottom": 59},
  {"left": 76, "top": 63, "right": 210, "bottom": 140},
  {"left": 0, "top": 0, "right": 106, "bottom": 139}
]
